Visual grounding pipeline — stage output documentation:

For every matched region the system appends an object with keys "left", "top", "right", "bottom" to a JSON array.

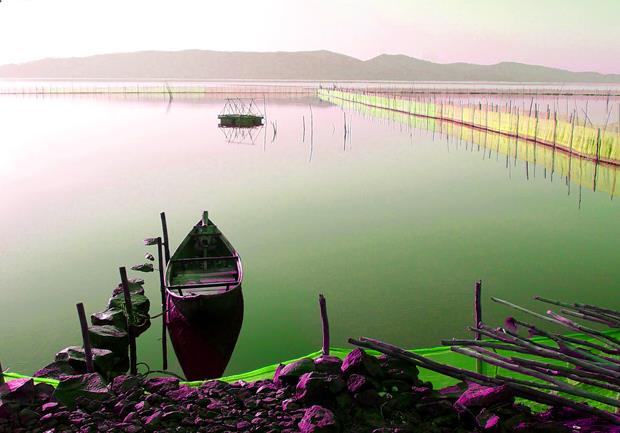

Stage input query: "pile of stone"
[
  {"left": 2, "top": 347, "right": 617, "bottom": 433},
  {"left": 33, "top": 278, "right": 151, "bottom": 381}
]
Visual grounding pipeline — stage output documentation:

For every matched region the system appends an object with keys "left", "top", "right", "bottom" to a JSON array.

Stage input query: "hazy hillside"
[{"left": 1, "top": 50, "right": 619, "bottom": 83}]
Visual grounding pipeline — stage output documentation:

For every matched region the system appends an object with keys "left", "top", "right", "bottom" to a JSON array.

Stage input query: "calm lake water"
[{"left": 1, "top": 90, "right": 619, "bottom": 378}]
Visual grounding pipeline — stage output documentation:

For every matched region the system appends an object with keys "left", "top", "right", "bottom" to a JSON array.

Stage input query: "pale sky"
[{"left": 1, "top": 0, "right": 619, "bottom": 73}]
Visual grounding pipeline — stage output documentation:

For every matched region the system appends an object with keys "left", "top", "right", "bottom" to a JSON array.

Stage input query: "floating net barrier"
[
  {"left": 318, "top": 89, "right": 620, "bottom": 167},
  {"left": 319, "top": 90, "right": 620, "bottom": 198}
]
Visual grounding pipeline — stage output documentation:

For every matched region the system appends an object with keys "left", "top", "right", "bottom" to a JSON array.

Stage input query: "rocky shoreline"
[{"left": 2, "top": 348, "right": 618, "bottom": 433}]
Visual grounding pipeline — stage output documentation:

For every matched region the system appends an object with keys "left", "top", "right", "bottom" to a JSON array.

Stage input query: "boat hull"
[{"left": 166, "top": 285, "right": 244, "bottom": 381}]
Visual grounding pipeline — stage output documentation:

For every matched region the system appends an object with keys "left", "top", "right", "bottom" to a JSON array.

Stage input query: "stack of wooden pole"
[{"left": 350, "top": 286, "right": 620, "bottom": 424}]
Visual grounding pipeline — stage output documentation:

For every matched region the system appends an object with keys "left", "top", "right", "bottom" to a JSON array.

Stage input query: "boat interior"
[{"left": 167, "top": 212, "right": 241, "bottom": 295}]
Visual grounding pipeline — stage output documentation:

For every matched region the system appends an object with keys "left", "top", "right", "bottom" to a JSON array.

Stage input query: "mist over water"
[{"left": 0, "top": 88, "right": 618, "bottom": 378}]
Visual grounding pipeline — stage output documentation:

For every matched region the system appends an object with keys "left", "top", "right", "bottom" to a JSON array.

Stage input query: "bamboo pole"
[
  {"left": 76, "top": 302, "right": 94, "bottom": 373},
  {"left": 157, "top": 238, "right": 168, "bottom": 370},
  {"left": 319, "top": 294, "right": 330, "bottom": 356},
  {"left": 160, "top": 212, "right": 171, "bottom": 264},
  {"left": 120, "top": 267, "right": 137, "bottom": 375},
  {"left": 474, "top": 280, "right": 482, "bottom": 339},
  {"left": 350, "top": 337, "right": 620, "bottom": 424}
]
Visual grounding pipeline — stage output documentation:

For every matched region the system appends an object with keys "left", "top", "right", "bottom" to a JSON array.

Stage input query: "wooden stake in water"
[
  {"left": 474, "top": 280, "right": 483, "bottom": 339},
  {"left": 120, "top": 266, "right": 138, "bottom": 375},
  {"left": 0, "top": 359, "right": 4, "bottom": 385},
  {"left": 76, "top": 302, "right": 95, "bottom": 373},
  {"left": 319, "top": 294, "right": 330, "bottom": 356},
  {"left": 157, "top": 237, "right": 168, "bottom": 370},
  {"left": 160, "top": 212, "right": 171, "bottom": 265}
]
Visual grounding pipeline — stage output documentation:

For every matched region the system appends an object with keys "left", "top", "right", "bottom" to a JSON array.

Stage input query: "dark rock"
[
  {"left": 75, "top": 395, "right": 105, "bottom": 412},
  {"left": 111, "top": 278, "right": 145, "bottom": 297},
  {"left": 0, "top": 401, "right": 11, "bottom": 419},
  {"left": 144, "top": 376, "right": 179, "bottom": 394},
  {"left": 33, "top": 360, "right": 77, "bottom": 380},
  {"left": 55, "top": 346, "right": 119, "bottom": 378},
  {"left": 53, "top": 373, "right": 111, "bottom": 407},
  {"left": 438, "top": 382, "right": 467, "bottom": 398},
  {"left": 275, "top": 358, "right": 315, "bottom": 385},
  {"left": 41, "top": 402, "right": 59, "bottom": 412},
  {"left": 476, "top": 409, "right": 500, "bottom": 430},
  {"left": 314, "top": 356, "right": 342, "bottom": 375},
  {"left": 282, "top": 398, "right": 300, "bottom": 412},
  {"left": 298, "top": 405, "right": 338, "bottom": 433},
  {"left": 111, "top": 375, "right": 144, "bottom": 395},
  {"left": 134, "top": 401, "right": 150, "bottom": 413},
  {"left": 88, "top": 325, "right": 129, "bottom": 354},
  {"left": 347, "top": 374, "right": 371, "bottom": 394},
  {"left": 91, "top": 308, "right": 127, "bottom": 329},
  {"left": 34, "top": 382, "right": 55, "bottom": 402},
  {"left": 143, "top": 410, "right": 162, "bottom": 428},
  {"left": 296, "top": 372, "right": 346, "bottom": 403},
  {"left": 383, "top": 392, "right": 415, "bottom": 412},
  {"left": 199, "top": 380, "right": 230, "bottom": 395},
  {"left": 353, "top": 389, "right": 382, "bottom": 407},
  {"left": 0, "top": 378, "right": 35, "bottom": 404},
  {"left": 453, "top": 383, "right": 513, "bottom": 412},
  {"left": 237, "top": 420, "right": 251, "bottom": 430},
  {"left": 381, "top": 379, "right": 410, "bottom": 394},
  {"left": 108, "top": 293, "right": 150, "bottom": 323},
  {"left": 341, "top": 349, "right": 383, "bottom": 379},
  {"left": 166, "top": 385, "right": 197, "bottom": 401},
  {"left": 512, "top": 420, "right": 570, "bottom": 432},
  {"left": 411, "top": 385, "right": 433, "bottom": 396},
  {"left": 379, "top": 355, "right": 420, "bottom": 383}
]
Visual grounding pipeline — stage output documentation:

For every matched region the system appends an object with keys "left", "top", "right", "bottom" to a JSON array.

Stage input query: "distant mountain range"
[{"left": 1, "top": 50, "right": 619, "bottom": 83}]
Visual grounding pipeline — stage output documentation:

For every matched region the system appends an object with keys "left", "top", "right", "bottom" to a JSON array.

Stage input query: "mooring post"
[
  {"left": 474, "top": 280, "right": 483, "bottom": 374},
  {"left": 120, "top": 266, "right": 138, "bottom": 375},
  {"left": 76, "top": 302, "right": 95, "bottom": 373},
  {"left": 0, "top": 359, "right": 4, "bottom": 385},
  {"left": 157, "top": 237, "right": 168, "bottom": 370},
  {"left": 474, "top": 280, "right": 482, "bottom": 339},
  {"left": 319, "top": 294, "right": 330, "bottom": 356},
  {"left": 160, "top": 212, "right": 171, "bottom": 265}
]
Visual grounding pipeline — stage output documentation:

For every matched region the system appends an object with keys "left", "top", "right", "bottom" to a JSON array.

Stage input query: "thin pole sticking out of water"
[
  {"left": 474, "top": 280, "right": 483, "bottom": 374},
  {"left": 157, "top": 237, "right": 168, "bottom": 370},
  {"left": 309, "top": 104, "right": 314, "bottom": 145},
  {"left": 319, "top": 294, "right": 330, "bottom": 356},
  {"left": 76, "top": 302, "right": 94, "bottom": 373},
  {"left": 302, "top": 116, "right": 306, "bottom": 142},
  {"left": 160, "top": 212, "right": 171, "bottom": 265},
  {"left": 120, "top": 266, "right": 138, "bottom": 376},
  {"left": 0, "top": 359, "right": 4, "bottom": 384}
]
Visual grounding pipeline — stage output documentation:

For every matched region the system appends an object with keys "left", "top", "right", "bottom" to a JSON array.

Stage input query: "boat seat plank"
[{"left": 171, "top": 256, "right": 237, "bottom": 263}]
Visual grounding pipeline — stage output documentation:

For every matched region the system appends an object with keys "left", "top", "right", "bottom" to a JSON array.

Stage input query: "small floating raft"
[{"left": 218, "top": 99, "right": 263, "bottom": 128}]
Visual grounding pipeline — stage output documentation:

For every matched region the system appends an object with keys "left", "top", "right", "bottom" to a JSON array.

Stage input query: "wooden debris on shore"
[{"left": 350, "top": 295, "right": 620, "bottom": 425}]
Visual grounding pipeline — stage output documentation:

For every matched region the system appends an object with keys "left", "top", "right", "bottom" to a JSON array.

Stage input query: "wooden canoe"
[{"left": 165, "top": 212, "right": 244, "bottom": 381}]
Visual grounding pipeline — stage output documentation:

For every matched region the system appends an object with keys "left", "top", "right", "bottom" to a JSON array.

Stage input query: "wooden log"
[
  {"left": 351, "top": 337, "right": 620, "bottom": 424},
  {"left": 160, "top": 212, "right": 171, "bottom": 264},
  {"left": 319, "top": 294, "right": 330, "bottom": 356},
  {"left": 76, "top": 302, "right": 94, "bottom": 373},
  {"left": 157, "top": 237, "right": 168, "bottom": 370},
  {"left": 119, "top": 267, "right": 137, "bottom": 375}
]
